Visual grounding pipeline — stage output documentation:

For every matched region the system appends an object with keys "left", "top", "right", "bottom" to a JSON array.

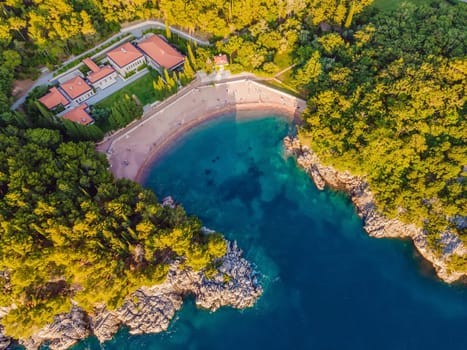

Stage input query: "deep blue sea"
[{"left": 73, "top": 114, "right": 467, "bottom": 350}]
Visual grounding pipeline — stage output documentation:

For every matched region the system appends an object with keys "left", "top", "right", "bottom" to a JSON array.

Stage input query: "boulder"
[
  {"left": 284, "top": 136, "right": 467, "bottom": 284},
  {"left": 0, "top": 326, "right": 11, "bottom": 350},
  {"left": 14, "top": 239, "right": 262, "bottom": 350}
]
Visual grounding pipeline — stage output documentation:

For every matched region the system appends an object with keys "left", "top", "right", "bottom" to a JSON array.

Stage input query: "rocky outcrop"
[
  {"left": 0, "top": 326, "right": 11, "bottom": 350},
  {"left": 0, "top": 307, "right": 12, "bottom": 350},
  {"left": 20, "top": 306, "right": 91, "bottom": 350},
  {"left": 284, "top": 136, "right": 467, "bottom": 284},
  {"left": 13, "top": 240, "right": 261, "bottom": 350}
]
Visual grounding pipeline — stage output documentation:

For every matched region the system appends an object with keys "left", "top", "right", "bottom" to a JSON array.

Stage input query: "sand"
[{"left": 96, "top": 76, "right": 307, "bottom": 183}]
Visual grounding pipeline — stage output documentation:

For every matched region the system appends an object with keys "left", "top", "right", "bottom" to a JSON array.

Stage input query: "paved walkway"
[
  {"left": 11, "top": 20, "right": 210, "bottom": 110},
  {"left": 96, "top": 73, "right": 307, "bottom": 181},
  {"left": 120, "top": 20, "right": 211, "bottom": 46},
  {"left": 85, "top": 69, "right": 149, "bottom": 106}
]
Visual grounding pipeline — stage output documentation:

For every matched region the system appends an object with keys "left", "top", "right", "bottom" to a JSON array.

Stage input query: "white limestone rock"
[
  {"left": 12, "top": 239, "right": 262, "bottom": 350},
  {"left": 284, "top": 136, "right": 467, "bottom": 284}
]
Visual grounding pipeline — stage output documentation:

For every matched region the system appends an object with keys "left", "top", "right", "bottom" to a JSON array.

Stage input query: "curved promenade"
[{"left": 96, "top": 74, "right": 307, "bottom": 182}]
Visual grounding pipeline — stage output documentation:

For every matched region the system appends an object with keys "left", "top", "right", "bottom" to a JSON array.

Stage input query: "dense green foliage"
[
  {"left": 0, "top": 0, "right": 367, "bottom": 115},
  {"left": 107, "top": 94, "right": 143, "bottom": 131},
  {"left": 298, "top": 2, "right": 466, "bottom": 250},
  {"left": 0, "top": 127, "right": 227, "bottom": 338},
  {"left": 0, "top": 0, "right": 466, "bottom": 340},
  {"left": 92, "top": 66, "right": 194, "bottom": 132}
]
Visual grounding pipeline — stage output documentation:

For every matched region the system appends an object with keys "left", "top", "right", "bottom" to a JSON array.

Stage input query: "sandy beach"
[{"left": 96, "top": 76, "right": 307, "bottom": 182}]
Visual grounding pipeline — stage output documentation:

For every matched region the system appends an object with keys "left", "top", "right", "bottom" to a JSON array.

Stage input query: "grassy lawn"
[
  {"left": 273, "top": 51, "right": 293, "bottom": 70},
  {"left": 97, "top": 69, "right": 160, "bottom": 108},
  {"left": 276, "top": 69, "right": 294, "bottom": 85}
]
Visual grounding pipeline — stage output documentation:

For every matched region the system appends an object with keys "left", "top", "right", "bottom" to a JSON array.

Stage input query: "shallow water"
[{"left": 73, "top": 114, "right": 467, "bottom": 350}]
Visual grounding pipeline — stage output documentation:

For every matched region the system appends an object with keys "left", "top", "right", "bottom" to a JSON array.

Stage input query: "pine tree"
[
  {"left": 165, "top": 20, "right": 171, "bottom": 40},
  {"left": 344, "top": 1, "right": 356, "bottom": 28},
  {"left": 86, "top": 124, "right": 104, "bottom": 141},
  {"left": 34, "top": 100, "right": 53, "bottom": 119},
  {"left": 187, "top": 44, "right": 196, "bottom": 67},
  {"left": 62, "top": 119, "right": 80, "bottom": 139},
  {"left": 109, "top": 106, "right": 125, "bottom": 129},
  {"left": 183, "top": 59, "right": 195, "bottom": 79}
]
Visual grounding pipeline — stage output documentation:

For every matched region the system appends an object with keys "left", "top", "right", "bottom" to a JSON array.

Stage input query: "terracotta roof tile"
[
  {"left": 38, "top": 87, "right": 69, "bottom": 110},
  {"left": 87, "top": 65, "right": 116, "bottom": 84},
  {"left": 138, "top": 35, "right": 185, "bottom": 70},
  {"left": 83, "top": 57, "right": 100, "bottom": 73},
  {"left": 82, "top": 57, "right": 116, "bottom": 84},
  {"left": 107, "top": 42, "right": 144, "bottom": 68},
  {"left": 214, "top": 54, "right": 229, "bottom": 66},
  {"left": 62, "top": 104, "right": 94, "bottom": 126},
  {"left": 61, "top": 76, "right": 92, "bottom": 100}
]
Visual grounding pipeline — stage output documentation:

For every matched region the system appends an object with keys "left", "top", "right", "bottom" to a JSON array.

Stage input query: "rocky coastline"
[
  {"left": 0, "top": 309, "right": 10, "bottom": 350},
  {"left": 0, "top": 240, "right": 262, "bottom": 350},
  {"left": 284, "top": 136, "right": 467, "bottom": 284}
]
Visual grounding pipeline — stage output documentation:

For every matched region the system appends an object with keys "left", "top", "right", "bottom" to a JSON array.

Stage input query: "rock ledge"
[
  {"left": 284, "top": 136, "right": 467, "bottom": 284},
  {"left": 1, "top": 241, "right": 262, "bottom": 350}
]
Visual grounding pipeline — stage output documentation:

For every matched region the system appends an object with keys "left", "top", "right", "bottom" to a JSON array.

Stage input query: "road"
[
  {"left": 11, "top": 20, "right": 210, "bottom": 111},
  {"left": 120, "top": 20, "right": 210, "bottom": 46}
]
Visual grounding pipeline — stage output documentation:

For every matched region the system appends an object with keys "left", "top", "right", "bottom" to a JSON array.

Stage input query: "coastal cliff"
[
  {"left": 1, "top": 241, "right": 262, "bottom": 350},
  {"left": 0, "top": 308, "right": 10, "bottom": 350},
  {"left": 284, "top": 136, "right": 467, "bottom": 284}
]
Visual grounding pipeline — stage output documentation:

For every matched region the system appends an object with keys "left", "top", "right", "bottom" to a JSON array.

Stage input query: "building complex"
[
  {"left": 38, "top": 35, "right": 188, "bottom": 125},
  {"left": 138, "top": 34, "right": 185, "bottom": 72}
]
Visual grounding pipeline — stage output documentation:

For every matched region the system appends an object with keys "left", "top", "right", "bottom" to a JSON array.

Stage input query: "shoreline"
[
  {"left": 97, "top": 72, "right": 466, "bottom": 285},
  {"left": 135, "top": 103, "right": 300, "bottom": 183},
  {"left": 283, "top": 136, "right": 467, "bottom": 284},
  {"left": 9, "top": 241, "right": 262, "bottom": 350},
  {"left": 97, "top": 76, "right": 306, "bottom": 182}
]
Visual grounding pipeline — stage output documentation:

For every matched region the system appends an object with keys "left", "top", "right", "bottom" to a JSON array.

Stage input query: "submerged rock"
[
  {"left": 0, "top": 326, "right": 11, "bottom": 350},
  {"left": 14, "top": 240, "right": 262, "bottom": 350},
  {"left": 162, "top": 196, "right": 176, "bottom": 208},
  {"left": 284, "top": 136, "right": 467, "bottom": 284}
]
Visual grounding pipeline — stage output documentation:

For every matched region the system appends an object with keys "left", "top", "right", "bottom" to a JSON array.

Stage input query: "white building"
[
  {"left": 138, "top": 35, "right": 185, "bottom": 73},
  {"left": 60, "top": 76, "right": 95, "bottom": 104},
  {"left": 107, "top": 42, "right": 146, "bottom": 77},
  {"left": 83, "top": 58, "right": 118, "bottom": 90}
]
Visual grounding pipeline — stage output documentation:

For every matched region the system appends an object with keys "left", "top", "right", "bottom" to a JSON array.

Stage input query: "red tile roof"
[
  {"left": 107, "top": 42, "right": 144, "bottom": 68},
  {"left": 61, "top": 76, "right": 92, "bottom": 99},
  {"left": 87, "top": 65, "right": 115, "bottom": 84},
  {"left": 83, "top": 57, "right": 116, "bottom": 83},
  {"left": 62, "top": 104, "right": 94, "bottom": 126},
  {"left": 83, "top": 57, "right": 100, "bottom": 73},
  {"left": 38, "top": 87, "right": 69, "bottom": 110},
  {"left": 214, "top": 54, "right": 229, "bottom": 66},
  {"left": 138, "top": 35, "right": 185, "bottom": 70}
]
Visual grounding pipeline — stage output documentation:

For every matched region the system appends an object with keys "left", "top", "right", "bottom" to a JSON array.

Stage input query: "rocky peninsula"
[
  {"left": 284, "top": 136, "right": 467, "bottom": 284},
  {"left": 0, "top": 240, "right": 262, "bottom": 350},
  {"left": 2, "top": 75, "right": 309, "bottom": 350}
]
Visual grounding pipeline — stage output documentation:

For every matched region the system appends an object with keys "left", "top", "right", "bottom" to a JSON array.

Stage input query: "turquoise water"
[{"left": 74, "top": 114, "right": 467, "bottom": 349}]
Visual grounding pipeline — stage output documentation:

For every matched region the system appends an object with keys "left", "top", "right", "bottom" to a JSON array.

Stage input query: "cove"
[{"left": 73, "top": 114, "right": 467, "bottom": 349}]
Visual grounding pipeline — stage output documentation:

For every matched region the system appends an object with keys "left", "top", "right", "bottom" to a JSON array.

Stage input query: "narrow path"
[
  {"left": 273, "top": 64, "right": 296, "bottom": 78},
  {"left": 10, "top": 20, "right": 210, "bottom": 111},
  {"left": 97, "top": 72, "right": 307, "bottom": 181}
]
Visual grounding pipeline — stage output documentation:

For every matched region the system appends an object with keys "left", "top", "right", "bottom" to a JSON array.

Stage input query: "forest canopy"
[
  {"left": 298, "top": 2, "right": 466, "bottom": 251},
  {"left": 0, "top": 0, "right": 377, "bottom": 338},
  {"left": 0, "top": 127, "right": 227, "bottom": 338},
  {"left": 0, "top": 0, "right": 466, "bottom": 340}
]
